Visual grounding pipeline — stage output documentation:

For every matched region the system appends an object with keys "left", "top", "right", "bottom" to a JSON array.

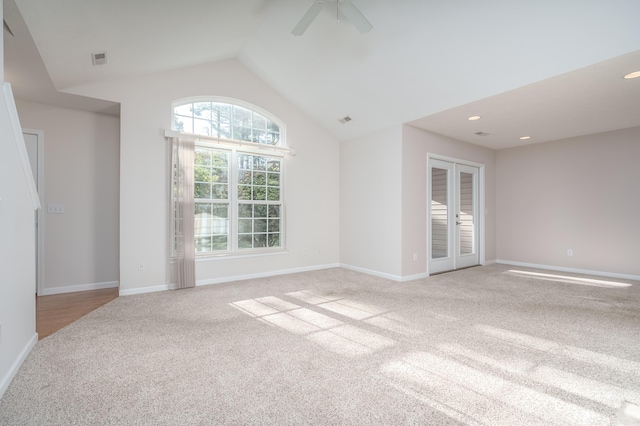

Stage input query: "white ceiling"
[{"left": 6, "top": 0, "right": 640, "bottom": 148}]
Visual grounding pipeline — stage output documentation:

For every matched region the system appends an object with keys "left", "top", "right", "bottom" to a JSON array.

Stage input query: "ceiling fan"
[{"left": 292, "top": 0, "right": 373, "bottom": 36}]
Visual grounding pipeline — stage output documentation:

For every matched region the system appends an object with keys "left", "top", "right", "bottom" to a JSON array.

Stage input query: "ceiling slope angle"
[{"left": 292, "top": 0, "right": 372, "bottom": 36}]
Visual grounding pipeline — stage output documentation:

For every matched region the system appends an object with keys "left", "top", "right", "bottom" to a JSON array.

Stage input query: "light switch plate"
[{"left": 47, "top": 204, "right": 65, "bottom": 214}]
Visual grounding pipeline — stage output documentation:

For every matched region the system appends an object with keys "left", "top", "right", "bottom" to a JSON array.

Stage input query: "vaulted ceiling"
[{"left": 5, "top": 0, "right": 640, "bottom": 148}]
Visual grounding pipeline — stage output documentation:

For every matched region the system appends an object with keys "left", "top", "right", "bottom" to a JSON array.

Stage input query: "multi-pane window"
[
  {"left": 174, "top": 101, "right": 281, "bottom": 145},
  {"left": 193, "top": 148, "right": 283, "bottom": 254},
  {"left": 237, "top": 154, "right": 282, "bottom": 249},
  {"left": 194, "top": 148, "right": 229, "bottom": 253},
  {"left": 173, "top": 99, "right": 285, "bottom": 256}
]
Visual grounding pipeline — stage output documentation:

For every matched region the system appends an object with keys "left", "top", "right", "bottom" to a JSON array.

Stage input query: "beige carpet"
[{"left": 1, "top": 265, "right": 639, "bottom": 425}]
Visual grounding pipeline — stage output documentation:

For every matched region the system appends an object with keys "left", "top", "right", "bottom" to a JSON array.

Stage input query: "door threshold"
[{"left": 430, "top": 265, "right": 480, "bottom": 276}]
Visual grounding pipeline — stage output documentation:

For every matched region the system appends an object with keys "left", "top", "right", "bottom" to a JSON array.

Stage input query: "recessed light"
[
  {"left": 520, "top": 136, "right": 531, "bottom": 140},
  {"left": 467, "top": 115, "right": 481, "bottom": 121},
  {"left": 623, "top": 71, "right": 640, "bottom": 79}
]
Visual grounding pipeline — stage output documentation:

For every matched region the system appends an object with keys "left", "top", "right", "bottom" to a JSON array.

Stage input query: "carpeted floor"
[{"left": 1, "top": 265, "right": 639, "bottom": 425}]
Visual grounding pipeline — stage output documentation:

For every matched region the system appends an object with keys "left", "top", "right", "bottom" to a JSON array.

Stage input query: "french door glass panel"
[
  {"left": 429, "top": 159, "right": 479, "bottom": 274},
  {"left": 431, "top": 167, "right": 449, "bottom": 260}
]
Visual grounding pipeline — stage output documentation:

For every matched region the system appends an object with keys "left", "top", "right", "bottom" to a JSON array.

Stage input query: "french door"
[{"left": 429, "top": 158, "right": 479, "bottom": 274}]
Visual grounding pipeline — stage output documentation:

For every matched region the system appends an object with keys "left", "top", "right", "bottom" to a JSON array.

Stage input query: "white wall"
[
  {"left": 15, "top": 100, "right": 120, "bottom": 294},
  {"left": 0, "top": 83, "right": 38, "bottom": 398},
  {"left": 65, "top": 59, "right": 340, "bottom": 293},
  {"left": 401, "top": 125, "right": 497, "bottom": 276},
  {"left": 340, "top": 125, "right": 403, "bottom": 278},
  {"left": 496, "top": 126, "right": 640, "bottom": 277}
]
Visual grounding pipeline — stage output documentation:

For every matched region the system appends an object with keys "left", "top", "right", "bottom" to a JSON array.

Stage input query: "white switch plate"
[{"left": 47, "top": 203, "right": 65, "bottom": 214}]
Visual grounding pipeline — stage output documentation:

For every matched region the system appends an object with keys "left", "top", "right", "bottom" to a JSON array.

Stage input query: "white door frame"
[
  {"left": 426, "top": 153, "right": 485, "bottom": 275},
  {"left": 23, "top": 128, "right": 45, "bottom": 295}
]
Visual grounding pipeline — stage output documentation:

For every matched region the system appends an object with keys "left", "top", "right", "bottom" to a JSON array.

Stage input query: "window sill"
[{"left": 170, "top": 249, "right": 289, "bottom": 263}]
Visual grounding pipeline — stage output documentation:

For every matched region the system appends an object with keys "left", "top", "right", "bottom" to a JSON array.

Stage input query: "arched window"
[
  {"left": 170, "top": 98, "right": 287, "bottom": 256},
  {"left": 172, "top": 98, "right": 284, "bottom": 146}
]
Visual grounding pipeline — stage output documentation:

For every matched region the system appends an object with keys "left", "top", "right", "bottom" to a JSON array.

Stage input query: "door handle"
[{"left": 456, "top": 221, "right": 462, "bottom": 225}]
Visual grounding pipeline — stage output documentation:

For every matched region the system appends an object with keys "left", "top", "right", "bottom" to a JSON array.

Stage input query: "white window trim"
[{"left": 165, "top": 129, "right": 295, "bottom": 156}]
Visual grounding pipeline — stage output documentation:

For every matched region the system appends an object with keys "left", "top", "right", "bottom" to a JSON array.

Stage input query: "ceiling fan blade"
[
  {"left": 339, "top": 0, "right": 372, "bottom": 34},
  {"left": 292, "top": 1, "right": 325, "bottom": 36}
]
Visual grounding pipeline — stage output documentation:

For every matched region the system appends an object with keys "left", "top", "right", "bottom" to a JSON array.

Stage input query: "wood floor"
[{"left": 36, "top": 287, "right": 119, "bottom": 339}]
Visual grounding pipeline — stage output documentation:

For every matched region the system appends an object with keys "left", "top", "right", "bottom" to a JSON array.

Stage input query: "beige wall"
[
  {"left": 15, "top": 100, "right": 120, "bottom": 293},
  {"left": 66, "top": 59, "right": 340, "bottom": 293},
  {"left": 496, "top": 126, "right": 640, "bottom": 277},
  {"left": 402, "top": 125, "right": 497, "bottom": 276},
  {"left": 340, "top": 125, "right": 403, "bottom": 278}
]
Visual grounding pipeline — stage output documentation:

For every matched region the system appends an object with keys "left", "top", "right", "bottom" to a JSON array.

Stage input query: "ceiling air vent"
[
  {"left": 475, "top": 131, "right": 490, "bottom": 136},
  {"left": 91, "top": 52, "right": 107, "bottom": 66},
  {"left": 339, "top": 116, "right": 352, "bottom": 124}
]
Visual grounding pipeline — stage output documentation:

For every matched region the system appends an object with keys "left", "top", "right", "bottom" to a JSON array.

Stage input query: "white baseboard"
[
  {"left": 0, "top": 332, "right": 38, "bottom": 400},
  {"left": 195, "top": 263, "right": 341, "bottom": 287},
  {"left": 496, "top": 260, "right": 640, "bottom": 282},
  {"left": 483, "top": 259, "right": 497, "bottom": 266},
  {"left": 39, "top": 280, "right": 119, "bottom": 296},
  {"left": 119, "top": 284, "right": 169, "bottom": 296},
  {"left": 122, "top": 264, "right": 342, "bottom": 295},
  {"left": 339, "top": 263, "right": 400, "bottom": 281}
]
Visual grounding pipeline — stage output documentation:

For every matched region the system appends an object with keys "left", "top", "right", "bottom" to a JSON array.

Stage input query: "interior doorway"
[
  {"left": 428, "top": 156, "right": 484, "bottom": 275},
  {"left": 23, "top": 129, "right": 44, "bottom": 295}
]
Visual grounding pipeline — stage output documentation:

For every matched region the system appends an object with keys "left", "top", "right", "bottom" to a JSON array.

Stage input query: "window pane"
[
  {"left": 238, "top": 219, "right": 252, "bottom": 233},
  {"left": 213, "top": 151, "right": 228, "bottom": 167},
  {"left": 238, "top": 234, "right": 252, "bottom": 249},
  {"left": 194, "top": 118, "right": 212, "bottom": 136},
  {"left": 253, "top": 172, "right": 266, "bottom": 186},
  {"left": 212, "top": 235, "right": 228, "bottom": 251},
  {"left": 254, "top": 204, "right": 267, "bottom": 218},
  {"left": 267, "top": 132, "right": 280, "bottom": 145},
  {"left": 252, "top": 130, "right": 266, "bottom": 144},
  {"left": 268, "top": 233, "right": 280, "bottom": 247},
  {"left": 196, "top": 237, "right": 212, "bottom": 252},
  {"left": 218, "top": 123, "right": 231, "bottom": 139},
  {"left": 253, "top": 113, "right": 266, "bottom": 130},
  {"left": 213, "top": 103, "right": 232, "bottom": 124},
  {"left": 195, "top": 203, "right": 212, "bottom": 216},
  {"left": 268, "top": 205, "right": 280, "bottom": 218},
  {"left": 238, "top": 171, "right": 251, "bottom": 185},
  {"left": 255, "top": 219, "right": 267, "bottom": 233},
  {"left": 195, "top": 183, "right": 211, "bottom": 199},
  {"left": 174, "top": 104, "right": 192, "bottom": 117},
  {"left": 212, "top": 204, "right": 228, "bottom": 219},
  {"left": 238, "top": 186, "right": 252, "bottom": 200},
  {"left": 254, "top": 234, "right": 267, "bottom": 248},
  {"left": 253, "top": 186, "right": 266, "bottom": 200},
  {"left": 267, "top": 173, "right": 279, "bottom": 186},
  {"left": 267, "top": 160, "right": 280, "bottom": 172},
  {"left": 212, "top": 184, "right": 228, "bottom": 200},
  {"left": 233, "top": 105, "right": 252, "bottom": 127},
  {"left": 195, "top": 149, "right": 212, "bottom": 166},
  {"left": 175, "top": 115, "right": 193, "bottom": 133},
  {"left": 193, "top": 102, "right": 212, "bottom": 120},
  {"left": 267, "top": 120, "right": 279, "bottom": 132},
  {"left": 238, "top": 204, "right": 252, "bottom": 218},
  {"left": 233, "top": 126, "right": 251, "bottom": 142},
  {"left": 212, "top": 168, "right": 228, "bottom": 184},
  {"left": 195, "top": 166, "right": 211, "bottom": 183},
  {"left": 268, "top": 219, "right": 279, "bottom": 232},
  {"left": 267, "top": 188, "right": 280, "bottom": 201}
]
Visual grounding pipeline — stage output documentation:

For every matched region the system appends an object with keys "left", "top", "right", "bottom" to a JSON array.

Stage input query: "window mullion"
[{"left": 230, "top": 149, "right": 238, "bottom": 252}]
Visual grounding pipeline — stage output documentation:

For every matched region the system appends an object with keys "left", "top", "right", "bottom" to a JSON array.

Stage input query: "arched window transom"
[{"left": 173, "top": 100, "right": 282, "bottom": 146}]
